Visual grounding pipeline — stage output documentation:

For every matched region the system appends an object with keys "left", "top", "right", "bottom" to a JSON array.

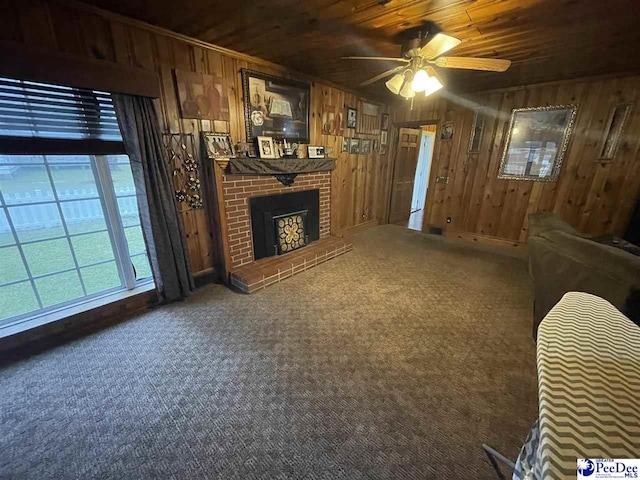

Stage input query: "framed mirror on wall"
[{"left": 498, "top": 105, "right": 578, "bottom": 182}]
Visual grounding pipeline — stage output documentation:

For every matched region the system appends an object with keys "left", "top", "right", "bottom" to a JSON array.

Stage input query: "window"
[{"left": 0, "top": 77, "right": 152, "bottom": 328}]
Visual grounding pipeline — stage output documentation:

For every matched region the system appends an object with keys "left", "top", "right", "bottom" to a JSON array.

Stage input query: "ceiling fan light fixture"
[
  {"left": 385, "top": 73, "right": 405, "bottom": 95},
  {"left": 399, "top": 81, "right": 415, "bottom": 99},
  {"left": 411, "top": 69, "right": 429, "bottom": 92},
  {"left": 423, "top": 75, "right": 443, "bottom": 97}
]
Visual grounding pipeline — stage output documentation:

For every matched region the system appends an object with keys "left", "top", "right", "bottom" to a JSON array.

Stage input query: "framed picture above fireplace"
[{"left": 241, "top": 69, "right": 311, "bottom": 142}]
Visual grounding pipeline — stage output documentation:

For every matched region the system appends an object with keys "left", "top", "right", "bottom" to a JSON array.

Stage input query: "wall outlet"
[{"left": 436, "top": 176, "right": 449, "bottom": 184}]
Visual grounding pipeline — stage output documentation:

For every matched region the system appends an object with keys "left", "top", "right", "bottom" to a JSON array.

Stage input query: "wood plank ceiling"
[{"left": 74, "top": 0, "right": 640, "bottom": 95}]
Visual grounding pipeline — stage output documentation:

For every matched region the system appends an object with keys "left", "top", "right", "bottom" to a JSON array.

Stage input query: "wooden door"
[{"left": 389, "top": 127, "right": 422, "bottom": 224}]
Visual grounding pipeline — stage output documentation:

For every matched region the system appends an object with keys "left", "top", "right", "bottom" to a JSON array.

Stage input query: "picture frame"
[
  {"left": 468, "top": 109, "right": 487, "bottom": 152},
  {"left": 203, "top": 133, "right": 234, "bottom": 159},
  {"left": 241, "top": 69, "right": 311, "bottom": 142},
  {"left": 175, "top": 70, "right": 230, "bottom": 121},
  {"left": 498, "top": 105, "right": 578, "bottom": 182},
  {"left": 347, "top": 107, "right": 357, "bottom": 129},
  {"left": 381, "top": 113, "right": 389, "bottom": 131},
  {"left": 380, "top": 145, "right": 387, "bottom": 155},
  {"left": 381, "top": 130, "right": 388, "bottom": 146},
  {"left": 361, "top": 139, "right": 371, "bottom": 155},
  {"left": 257, "top": 136, "right": 276, "bottom": 159},
  {"left": 308, "top": 146, "right": 325, "bottom": 159},
  {"left": 373, "top": 138, "right": 379, "bottom": 152},
  {"left": 599, "top": 104, "right": 632, "bottom": 160},
  {"left": 341, "top": 137, "right": 349, "bottom": 153},
  {"left": 441, "top": 122, "right": 454, "bottom": 141},
  {"left": 349, "top": 138, "right": 360, "bottom": 154}
]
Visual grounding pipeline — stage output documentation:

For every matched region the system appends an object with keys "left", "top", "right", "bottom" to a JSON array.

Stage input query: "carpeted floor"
[{"left": 0, "top": 225, "right": 538, "bottom": 479}]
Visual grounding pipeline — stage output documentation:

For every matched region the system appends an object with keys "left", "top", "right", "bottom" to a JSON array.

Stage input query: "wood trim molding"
[
  {"left": 0, "top": 40, "right": 161, "bottom": 97},
  {"left": 442, "top": 229, "right": 526, "bottom": 249},
  {"left": 335, "top": 219, "right": 379, "bottom": 237}
]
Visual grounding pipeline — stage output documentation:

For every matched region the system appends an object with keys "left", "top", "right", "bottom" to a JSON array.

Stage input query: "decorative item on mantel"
[{"left": 163, "top": 133, "right": 203, "bottom": 210}]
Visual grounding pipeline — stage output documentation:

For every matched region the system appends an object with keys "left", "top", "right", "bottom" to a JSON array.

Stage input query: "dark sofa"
[{"left": 527, "top": 212, "right": 640, "bottom": 337}]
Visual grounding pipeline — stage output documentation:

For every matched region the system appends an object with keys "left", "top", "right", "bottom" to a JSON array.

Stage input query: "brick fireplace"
[
  {"left": 209, "top": 157, "right": 352, "bottom": 292},
  {"left": 223, "top": 172, "right": 331, "bottom": 269}
]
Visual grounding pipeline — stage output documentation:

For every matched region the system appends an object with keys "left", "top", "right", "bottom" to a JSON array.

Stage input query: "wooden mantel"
[{"left": 213, "top": 157, "right": 336, "bottom": 175}]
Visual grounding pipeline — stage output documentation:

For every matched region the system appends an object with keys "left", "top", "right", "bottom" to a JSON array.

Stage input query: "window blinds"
[{"left": 0, "top": 77, "right": 122, "bottom": 141}]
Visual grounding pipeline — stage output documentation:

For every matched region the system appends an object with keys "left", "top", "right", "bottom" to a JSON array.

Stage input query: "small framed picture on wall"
[
  {"left": 342, "top": 137, "right": 349, "bottom": 153},
  {"left": 381, "top": 113, "right": 389, "bottom": 131},
  {"left": 381, "top": 130, "right": 388, "bottom": 146},
  {"left": 349, "top": 138, "right": 360, "bottom": 154},
  {"left": 347, "top": 107, "right": 357, "bottom": 129}
]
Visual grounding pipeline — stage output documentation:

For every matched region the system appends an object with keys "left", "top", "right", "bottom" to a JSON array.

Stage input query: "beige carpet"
[{"left": 0, "top": 225, "right": 538, "bottom": 479}]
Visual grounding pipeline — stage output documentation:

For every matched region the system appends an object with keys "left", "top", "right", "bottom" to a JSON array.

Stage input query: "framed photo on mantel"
[{"left": 241, "top": 69, "right": 311, "bottom": 143}]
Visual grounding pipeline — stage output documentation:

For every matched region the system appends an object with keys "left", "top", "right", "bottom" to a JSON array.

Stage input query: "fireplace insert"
[{"left": 249, "top": 189, "right": 320, "bottom": 260}]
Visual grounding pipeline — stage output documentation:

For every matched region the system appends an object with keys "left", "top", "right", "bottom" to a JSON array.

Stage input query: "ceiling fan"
[{"left": 343, "top": 22, "right": 511, "bottom": 98}]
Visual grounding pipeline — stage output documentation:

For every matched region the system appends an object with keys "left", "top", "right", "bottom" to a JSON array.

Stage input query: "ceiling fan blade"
[
  {"left": 342, "top": 56, "right": 409, "bottom": 62},
  {"left": 360, "top": 65, "right": 406, "bottom": 86},
  {"left": 434, "top": 56, "right": 511, "bottom": 72},
  {"left": 419, "top": 33, "right": 461, "bottom": 60}
]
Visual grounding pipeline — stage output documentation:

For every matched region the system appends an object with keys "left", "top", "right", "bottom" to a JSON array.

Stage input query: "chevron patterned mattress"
[{"left": 526, "top": 292, "right": 640, "bottom": 479}]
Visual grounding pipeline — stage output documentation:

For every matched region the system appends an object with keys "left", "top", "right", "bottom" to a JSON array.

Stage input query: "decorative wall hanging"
[
  {"left": 346, "top": 107, "right": 357, "bottom": 129},
  {"left": 599, "top": 104, "right": 632, "bottom": 160},
  {"left": 175, "top": 70, "right": 230, "bottom": 121},
  {"left": 361, "top": 139, "right": 371, "bottom": 155},
  {"left": 498, "top": 105, "right": 578, "bottom": 182},
  {"left": 358, "top": 101, "right": 382, "bottom": 134},
  {"left": 342, "top": 137, "right": 349, "bottom": 153},
  {"left": 163, "top": 133, "right": 203, "bottom": 210},
  {"left": 203, "top": 132, "right": 234, "bottom": 159},
  {"left": 322, "top": 105, "right": 343, "bottom": 136},
  {"left": 381, "top": 130, "right": 388, "bottom": 146},
  {"left": 469, "top": 109, "right": 487, "bottom": 152},
  {"left": 241, "top": 69, "right": 310, "bottom": 142}
]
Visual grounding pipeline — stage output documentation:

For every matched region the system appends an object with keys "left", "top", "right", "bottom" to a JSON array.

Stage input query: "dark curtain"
[{"left": 113, "top": 94, "right": 194, "bottom": 301}]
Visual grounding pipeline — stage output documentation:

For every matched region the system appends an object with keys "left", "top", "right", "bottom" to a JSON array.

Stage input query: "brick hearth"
[
  {"left": 223, "top": 172, "right": 331, "bottom": 269},
  {"left": 230, "top": 236, "right": 352, "bottom": 293}
]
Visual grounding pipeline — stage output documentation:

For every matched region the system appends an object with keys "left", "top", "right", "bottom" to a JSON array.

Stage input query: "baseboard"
[
  {"left": 334, "top": 219, "right": 379, "bottom": 237},
  {"left": 443, "top": 230, "right": 526, "bottom": 249}
]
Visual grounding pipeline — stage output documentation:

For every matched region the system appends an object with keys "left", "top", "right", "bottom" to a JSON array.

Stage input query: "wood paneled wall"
[
  {"left": 392, "top": 75, "right": 640, "bottom": 242},
  {"left": 1, "top": 0, "right": 392, "bottom": 276}
]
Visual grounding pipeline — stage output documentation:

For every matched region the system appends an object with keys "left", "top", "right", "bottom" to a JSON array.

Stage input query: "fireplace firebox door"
[{"left": 250, "top": 189, "right": 320, "bottom": 261}]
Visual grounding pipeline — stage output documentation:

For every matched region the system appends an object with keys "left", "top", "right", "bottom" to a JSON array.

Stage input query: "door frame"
[{"left": 385, "top": 119, "right": 439, "bottom": 225}]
